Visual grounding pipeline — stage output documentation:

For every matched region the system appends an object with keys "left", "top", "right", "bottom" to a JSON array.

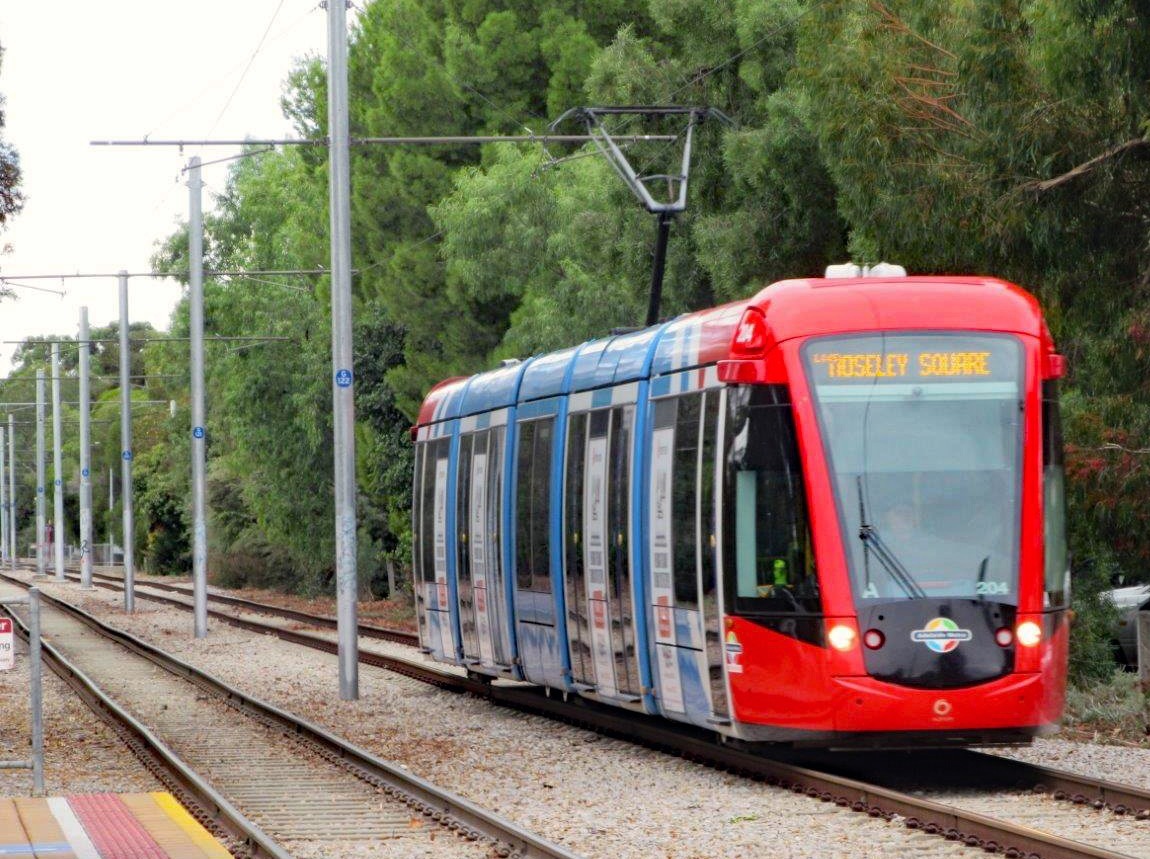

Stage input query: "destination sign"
[
  {"left": 806, "top": 334, "right": 1019, "bottom": 385},
  {"left": 812, "top": 351, "right": 992, "bottom": 380}
]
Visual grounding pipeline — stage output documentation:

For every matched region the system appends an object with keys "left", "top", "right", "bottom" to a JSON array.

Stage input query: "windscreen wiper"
[{"left": 856, "top": 478, "right": 927, "bottom": 600}]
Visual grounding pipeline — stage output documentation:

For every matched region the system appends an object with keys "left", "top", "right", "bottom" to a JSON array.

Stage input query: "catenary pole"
[
  {"left": 0, "top": 425, "right": 7, "bottom": 564},
  {"left": 189, "top": 157, "right": 208, "bottom": 638},
  {"left": 328, "top": 0, "right": 359, "bottom": 699},
  {"left": 119, "top": 272, "right": 135, "bottom": 611},
  {"left": 108, "top": 466, "right": 114, "bottom": 564},
  {"left": 35, "top": 370, "right": 45, "bottom": 577},
  {"left": 8, "top": 414, "right": 15, "bottom": 568},
  {"left": 51, "top": 343, "right": 65, "bottom": 581},
  {"left": 79, "top": 307, "right": 94, "bottom": 588}
]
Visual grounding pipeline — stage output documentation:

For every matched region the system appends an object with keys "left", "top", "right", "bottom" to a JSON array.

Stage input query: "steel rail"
[
  {"left": 0, "top": 589, "right": 290, "bottom": 859},
  {"left": 483, "top": 688, "right": 1144, "bottom": 859},
  {"left": 77, "top": 568, "right": 417, "bottom": 645},
  {"left": 962, "top": 750, "right": 1150, "bottom": 820},
  {"left": 1, "top": 572, "right": 584, "bottom": 859},
  {"left": 21, "top": 566, "right": 1150, "bottom": 858},
  {"left": 60, "top": 565, "right": 1150, "bottom": 823}
]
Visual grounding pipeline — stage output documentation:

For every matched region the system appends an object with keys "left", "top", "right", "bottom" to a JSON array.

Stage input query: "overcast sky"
[{"left": 0, "top": 0, "right": 329, "bottom": 376}]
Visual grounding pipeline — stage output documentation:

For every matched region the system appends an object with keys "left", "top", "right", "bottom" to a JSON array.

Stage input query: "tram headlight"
[
  {"left": 1016, "top": 620, "right": 1042, "bottom": 647},
  {"left": 828, "top": 624, "right": 857, "bottom": 652},
  {"left": 994, "top": 627, "right": 1014, "bottom": 647},
  {"left": 862, "top": 629, "right": 885, "bottom": 650}
]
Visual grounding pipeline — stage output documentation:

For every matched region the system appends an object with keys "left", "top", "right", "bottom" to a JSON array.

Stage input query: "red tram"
[{"left": 411, "top": 265, "right": 1069, "bottom": 746}]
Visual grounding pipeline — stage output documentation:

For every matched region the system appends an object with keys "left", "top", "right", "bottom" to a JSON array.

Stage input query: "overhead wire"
[
  {"left": 143, "top": 3, "right": 318, "bottom": 142},
  {"left": 139, "top": 3, "right": 321, "bottom": 225},
  {"left": 206, "top": 0, "right": 291, "bottom": 139},
  {"left": 589, "top": 1, "right": 830, "bottom": 179}
]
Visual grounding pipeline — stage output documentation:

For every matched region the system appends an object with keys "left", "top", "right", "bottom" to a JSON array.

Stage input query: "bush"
[
  {"left": 1067, "top": 547, "right": 1124, "bottom": 686},
  {"left": 210, "top": 529, "right": 303, "bottom": 592},
  {"left": 1064, "top": 670, "right": 1150, "bottom": 742}
]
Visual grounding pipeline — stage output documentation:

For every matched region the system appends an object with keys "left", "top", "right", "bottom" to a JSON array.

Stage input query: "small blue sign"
[
  {"left": 193, "top": 426, "right": 205, "bottom": 439},
  {"left": 335, "top": 368, "right": 353, "bottom": 388},
  {"left": 54, "top": 478, "right": 62, "bottom": 487},
  {"left": 122, "top": 450, "right": 133, "bottom": 461},
  {"left": 81, "top": 468, "right": 90, "bottom": 478}
]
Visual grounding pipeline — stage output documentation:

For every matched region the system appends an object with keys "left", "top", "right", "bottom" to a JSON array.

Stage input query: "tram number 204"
[{"left": 975, "top": 580, "right": 1010, "bottom": 596}]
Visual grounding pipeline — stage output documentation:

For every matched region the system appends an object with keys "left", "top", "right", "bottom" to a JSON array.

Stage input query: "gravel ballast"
[{"left": 4, "top": 575, "right": 1148, "bottom": 858}]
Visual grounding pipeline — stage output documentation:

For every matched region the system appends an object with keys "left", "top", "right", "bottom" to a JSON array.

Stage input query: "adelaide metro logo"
[{"left": 910, "top": 617, "right": 972, "bottom": 653}]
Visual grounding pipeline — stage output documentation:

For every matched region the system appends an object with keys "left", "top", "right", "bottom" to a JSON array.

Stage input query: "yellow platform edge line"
[{"left": 149, "top": 792, "right": 234, "bottom": 858}]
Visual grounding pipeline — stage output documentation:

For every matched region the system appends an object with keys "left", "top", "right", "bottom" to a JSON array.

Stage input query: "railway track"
[
  {"left": 0, "top": 573, "right": 585, "bottom": 859},
  {"left": 11, "top": 565, "right": 1150, "bottom": 859},
  {"left": 56, "top": 565, "right": 419, "bottom": 646}
]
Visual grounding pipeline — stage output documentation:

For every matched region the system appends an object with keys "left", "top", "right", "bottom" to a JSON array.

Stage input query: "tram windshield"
[{"left": 803, "top": 333, "right": 1024, "bottom": 604}]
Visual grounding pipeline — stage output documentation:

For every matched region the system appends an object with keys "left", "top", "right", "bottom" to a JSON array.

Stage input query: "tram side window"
[
  {"left": 416, "top": 443, "right": 430, "bottom": 584},
  {"left": 699, "top": 392, "right": 719, "bottom": 599},
  {"left": 516, "top": 418, "right": 554, "bottom": 593},
  {"left": 723, "top": 385, "right": 819, "bottom": 614},
  {"left": 665, "top": 395, "right": 702, "bottom": 608},
  {"left": 457, "top": 435, "right": 473, "bottom": 585},
  {"left": 487, "top": 426, "right": 505, "bottom": 581},
  {"left": 565, "top": 413, "right": 587, "bottom": 600},
  {"left": 417, "top": 438, "right": 449, "bottom": 585},
  {"left": 1043, "top": 381, "right": 1069, "bottom": 609}
]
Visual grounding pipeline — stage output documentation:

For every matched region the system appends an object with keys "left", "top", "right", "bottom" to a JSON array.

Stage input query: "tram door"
[
  {"left": 648, "top": 390, "right": 730, "bottom": 725},
  {"left": 414, "top": 438, "right": 456, "bottom": 660},
  {"left": 455, "top": 428, "right": 512, "bottom": 672},
  {"left": 564, "top": 406, "right": 642, "bottom": 701}
]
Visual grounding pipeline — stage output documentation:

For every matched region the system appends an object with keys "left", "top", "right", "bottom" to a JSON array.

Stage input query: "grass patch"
[{"left": 1063, "top": 670, "right": 1150, "bottom": 745}]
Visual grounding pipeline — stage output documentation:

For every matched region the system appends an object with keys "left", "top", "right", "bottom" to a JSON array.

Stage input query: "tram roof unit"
[
  {"left": 750, "top": 275, "right": 1049, "bottom": 341},
  {"left": 414, "top": 274, "right": 1057, "bottom": 429},
  {"left": 515, "top": 344, "right": 580, "bottom": 401}
]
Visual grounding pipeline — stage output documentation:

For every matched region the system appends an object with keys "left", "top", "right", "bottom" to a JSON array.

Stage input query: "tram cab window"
[{"left": 722, "top": 385, "right": 818, "bottom": 615}]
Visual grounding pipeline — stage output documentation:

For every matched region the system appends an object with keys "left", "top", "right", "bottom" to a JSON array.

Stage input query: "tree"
[
  {"left": 140, "top": 0, "right": 1150, "bottom": 608},
  {"left": 0, "top": 44, "right": 23, "bottom": 234}
]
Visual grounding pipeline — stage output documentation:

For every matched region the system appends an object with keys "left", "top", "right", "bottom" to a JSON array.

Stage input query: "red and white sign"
[{"left": 0, "top": 618, "right": 13, "bottom": 671}]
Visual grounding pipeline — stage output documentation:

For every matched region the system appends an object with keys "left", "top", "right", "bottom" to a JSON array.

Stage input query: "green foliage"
[
  {"left": 1061, "top": 388, "right": 1150, "bottom": 578},
  {"left": 0, "top": 328, "right": 169, "bottom": 563},
  {"left": 1064, "top": 670, "right": 1150, "bottom": 740},
  {"left": 0, "top": 46, "right": 23, "bottom": 232},
  {"left": 151, "top": 143, "right": 338, "bottom": 592},
  {"left": 353, "top": 307, "right": 413, "bottom": 596},
  {"left": 92, "top": 0, "right": 1150, "bottom": 603},
  {"left": 1066, "top": 542, "right": 1124, "bottom": 686}
]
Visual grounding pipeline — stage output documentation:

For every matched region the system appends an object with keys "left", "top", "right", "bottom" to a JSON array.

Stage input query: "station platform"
[{"left": 0, "top": 792, "right": 232, "bottom": 858}]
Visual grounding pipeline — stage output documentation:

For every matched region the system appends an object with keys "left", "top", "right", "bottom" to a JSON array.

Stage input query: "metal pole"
[
  {"left": 0, "top": 426, "right": 7, "bottom": 565},
  {"left": 0, "top": 592, "right": 44, "bottom": 794},
  {"left": 328, "top": 0, "right": 359, "bottom": 699},
  {"left": 28, "top": 588, "right": 44, "bottom": 795},
  {"left": 1138, "top": 609, "right": 1150, "bottom": 692},
  {"left": 188, "top": 157, "right": 208, "bottom": 638},
  {"left": 119, "top": 272, "right": 135, "bottom": 612},
  {"left": 645, "top": 211, "right": 674, "bottom": 327},
  {"left": 108, "top": 466, "right": 114, "bottom": 565},
  {"left": 79, "top": 308, "right": 94, "bottom": 588},
  {"left": 51, "top": 343, "right": 65, "bottom": 581},
  {"left": 35, "top": 370, "right": 46, "bottom": 578},
  {"left": 8, "top": 414, "right": 15, "bottom": 569}
]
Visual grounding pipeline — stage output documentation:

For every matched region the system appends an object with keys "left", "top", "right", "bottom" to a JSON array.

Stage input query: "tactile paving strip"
[{"left": 0, "top": 794, "right": 231, "bottom": 859}]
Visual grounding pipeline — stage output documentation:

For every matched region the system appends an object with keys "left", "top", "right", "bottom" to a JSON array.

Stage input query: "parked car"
[{"left": 1109, "top": 583, "right": 1150, "bottom": 668}]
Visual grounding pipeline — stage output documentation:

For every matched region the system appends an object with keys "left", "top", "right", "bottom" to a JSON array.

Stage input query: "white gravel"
[
  {"left": 989, "top": 736, "right": 1150, "bottom": 790},
  {"left": 4, "top": 575, "right": 1149, "bottom": 859}
]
